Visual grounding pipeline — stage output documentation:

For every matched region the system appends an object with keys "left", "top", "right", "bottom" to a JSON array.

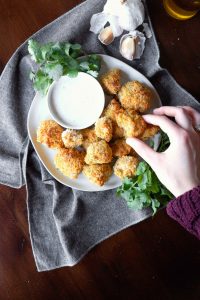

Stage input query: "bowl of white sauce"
[{"left": 47, "top": 73, "right": 105, "bottom": 129}]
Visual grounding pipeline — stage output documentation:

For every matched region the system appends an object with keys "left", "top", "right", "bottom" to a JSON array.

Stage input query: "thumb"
[{"left": 126, "top": 137, "right": 158, "bottom": 168}]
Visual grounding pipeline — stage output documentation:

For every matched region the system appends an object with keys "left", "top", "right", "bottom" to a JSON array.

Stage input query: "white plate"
[{"left": 27, "top": 54, "right": 162, "bottom": 192}]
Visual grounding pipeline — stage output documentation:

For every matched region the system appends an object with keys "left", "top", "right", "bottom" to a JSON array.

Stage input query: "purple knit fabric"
[{"left": 166, "top": 186, "right": 200, "bottom": 239}]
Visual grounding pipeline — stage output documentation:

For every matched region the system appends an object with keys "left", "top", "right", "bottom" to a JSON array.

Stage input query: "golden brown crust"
[
  {"left": 95, "top": 117, "right": 113, "bottom": 142},
  {"left": 62, "top": 129, "right": 83, "bottom": 148},
  {"left": 140, "top": 124, "right": 160, "bottom": 140},
  {"left": 103, "top": 99, "right": 124, "bottom": 122},
  {"left": 100, "top": 69, "right": 121, "bottom": 95},
  {"left": 85, "top": 140, "right": 113, "bottom": 165},
  {"left": 111, "top": 139, "right": 132, "bottom": 157},
  {"left": 37, "top": 120, "right": 64, "bottom": 149},
  {"left": 116, "top": 110, "right": 146, "bottom": 138},
  {"left": 112, "top": 122, "right": 125, "bottom": 140},
  {"left": 83, "top": 164, "right": 113, "bottom": 186},
  {"left": 114, "top": 156, "right": 139, "bottom": 179},
  {"left": 118, "top": 81, "right": 152, "bottom": 112},
  {"left": 54, "top": 148, "right": 85, "bottom": 179},
  {"left": 80, "top": 127, "right": 99, "bottom": 149}
]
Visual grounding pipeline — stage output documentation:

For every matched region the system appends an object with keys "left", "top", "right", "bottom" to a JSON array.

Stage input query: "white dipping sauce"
[{"left": 48, "top": 73, "right": 105, "bottom": 129}]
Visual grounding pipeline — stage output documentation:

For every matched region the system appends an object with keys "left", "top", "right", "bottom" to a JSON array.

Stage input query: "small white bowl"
[{"left": 47, "top": 73, "right": 105, "bottom": 129}]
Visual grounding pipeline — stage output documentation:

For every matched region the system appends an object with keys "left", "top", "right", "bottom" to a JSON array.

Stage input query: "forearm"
[{"left": 166, "top": 186, "right": 200, "bottom": 239}]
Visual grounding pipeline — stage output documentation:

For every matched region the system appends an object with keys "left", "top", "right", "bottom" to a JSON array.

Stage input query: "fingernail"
[
  {"left": 126, "top": 137, "right": 137, "bottom": 145},
  {"left": 142, "top": 114, "right": 151, "bottom": 121}
]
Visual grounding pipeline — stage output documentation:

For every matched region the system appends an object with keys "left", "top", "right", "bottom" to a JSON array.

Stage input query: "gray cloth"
[{"left": 0, "top": 0, "right": 199, "bottom": 272}]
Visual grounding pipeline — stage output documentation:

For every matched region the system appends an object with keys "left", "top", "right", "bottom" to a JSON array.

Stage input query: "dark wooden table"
[{"left": 0, "top": 1, "right": 200, "bottom": 299}]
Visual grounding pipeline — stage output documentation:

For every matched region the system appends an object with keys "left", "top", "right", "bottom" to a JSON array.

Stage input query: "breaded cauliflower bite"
[
  {"left": 95, "top": 117, "right": 113, "bottom": 142},
  {"left": 103, "top": 99, "right": 124, "bottom": 122},
  {"left": 112, "top": 122, "right": 125, "bottom": 140},
  {"left": 37, "top": 120, "right": 64, "bottom": 149},
  {"left": 141, "top": 124, "right": 160, "bottom": 140},
  {"left": 80, "top": 128, "right": 99, "bottom": 149},
  {"left": 116, "top": 110, "right": 146, "bottom": 138},
  {"left": 83, "top": 164, "right": 112, "bottom": 186},
  {"left": 118, "top": 81, "right": 152, "bottom": 113},
  {"left": 111, "top": 139, "right": 132, "bottom": 157},
  {"left": 114, "top": 156, "right": 139, "bottom": 179},
  {"left": 54, "top": 148, "right": 85, "bottom": 179},
  {"left": 85, "top": 140, "right": 112, "bottom": 165},
  {"left": 100, "top": 69, "right": 121, "bottom": 95},
  {"left": 62, "top": 129, "right": 83, "bottom": 148}
]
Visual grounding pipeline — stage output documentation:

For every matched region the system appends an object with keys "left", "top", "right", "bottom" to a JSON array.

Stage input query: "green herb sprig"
[
  {"left": 117, "top": 131, "right": 173, "bottom": 214},
  {"left": 28, "top": 39, "right": 101, "bottom": 95}
]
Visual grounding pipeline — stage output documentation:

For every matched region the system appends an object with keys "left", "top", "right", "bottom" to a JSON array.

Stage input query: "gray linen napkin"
[{"left": 0, "top": 0, "right": 199, "bottom": 271}]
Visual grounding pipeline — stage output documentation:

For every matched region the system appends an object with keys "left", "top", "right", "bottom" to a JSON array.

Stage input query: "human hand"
[{"left": 126, "top": 106, "right": 200, "bottom": 197}]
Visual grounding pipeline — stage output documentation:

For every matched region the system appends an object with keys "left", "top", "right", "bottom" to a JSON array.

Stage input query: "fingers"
[
  {"left": 142, "top": 114, "right": 180, "bottom": 140},
  {"left": 126, "top": 137, "right": 159, "bottom": 168},
  {"left": 179, "top": 106, "right": 200, "bottom": 127},
  {"left": 153, "top": 106, "right": 193, "bottom": 131}
]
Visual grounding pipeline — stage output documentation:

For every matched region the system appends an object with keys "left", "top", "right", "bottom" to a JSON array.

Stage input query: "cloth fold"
[{"left": 0, "top": 0, "right": 199, "bottom": 271}]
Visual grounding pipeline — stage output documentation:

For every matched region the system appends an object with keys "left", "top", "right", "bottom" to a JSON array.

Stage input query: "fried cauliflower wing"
[
  {"left": 100, "top": 69, "right": 121, "bottom": 95},
  {"left": 95, "top": 117, "right": 113, "bottom": 142},
  {"left": 80, "top": 128, "right": 99, "bottom": 149},
  {"left": 114, "top": 156, "right": 139, "bottom": 179},
  {"left": 118, "top": 81, "right": 152, "bottom": 113},
  {"left": 54, "top": 148, "right": 85, "bottom": 179},
  {"left": 37, "top": 120, "right": 64, "bottom": 149},
  {"left": 141, "top": 124, "right": 160, "bottom": 140},
  {"left": 83, "top": 164, "right": 112, "bottom": 186},
  {"left": 103, "top": 99, "right": 124, "bottom": 122},
  {"left": 111, "top": 139, "right": 132, "bottom": 157},
  {"left": 85, "top": 140, "right": 112, "bottom": 165},
  {"left": 62, "top": 129, "right": 83, "bottom": 148},
  {"left": 116, "top": 110, "right": 146, "bottom": 138},
  {"left": 112, "top": 122, "right": 125, "bottom": 140}
]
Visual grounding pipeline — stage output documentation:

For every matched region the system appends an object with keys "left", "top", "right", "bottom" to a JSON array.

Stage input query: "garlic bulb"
[
  {"left": 90, "top": 0, "right": 145, "bottom": 45},
  {"left": 120, "top": 31, "right": 146, "bottom": 61},
  {"left": 98, "top": 26, "right": 114, "bottom": 45}
]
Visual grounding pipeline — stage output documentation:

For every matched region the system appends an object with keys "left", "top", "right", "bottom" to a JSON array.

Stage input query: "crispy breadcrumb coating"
[
  {"left": 95, "top": 117, "right": 113, "bottom": 142},
  {"left": 103, "top": 99, "right": 124, "bottom": 122},
  {"left": 141, "top": 124, "right": 160, "bottom": 140},
  {"left": 100, "top": 69, "right": 121, "bottom": 95},
  {"left": 80, "top": 128, "right": 99, "bottom": 149},
  {"left": 37, "top": 120, "right": 64, "bottom": 149},
  {"left": 114, "top": 156, "right": 139, "bottom": 179},
  {"left": 83, "top": 164, "right": 112, "bottom": 186},
  {"left": 111, "top": 139, "right": 132, "bottom": 157},
  {"left": 62, "top": 129, "right": 83, "bottom": 148},
  {"left": 116, "top": 110, "right": 146, "bottom": 138},
  {"left": 85, "top": 140, "right": 112, "bottom": 165},
  {"left": 118, "top": 81, "right": 152, "bottom": 112},
  {"left": 54, "top": 148, "right": 85, "bottom": 179},
  {"left": 112, "top": 122, "right": 125, "bottom": 140}
]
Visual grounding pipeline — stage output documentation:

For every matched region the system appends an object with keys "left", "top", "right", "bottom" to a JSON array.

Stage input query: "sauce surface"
[{"left": 48, "top": 73, "right": 105, "bottom": 129}]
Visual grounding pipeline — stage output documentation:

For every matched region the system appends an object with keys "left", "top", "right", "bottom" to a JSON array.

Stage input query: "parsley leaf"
[
  {"left": 28, "top": 39, "right": 101, "bottom": 95},
  {"left": 117, "top": 131, "right": 173, "bottom": 215}
]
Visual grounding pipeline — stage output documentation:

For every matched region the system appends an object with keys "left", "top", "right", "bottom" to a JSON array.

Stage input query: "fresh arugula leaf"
[{"left": 28, "top": 39, "right": 101, "bottom": 95}]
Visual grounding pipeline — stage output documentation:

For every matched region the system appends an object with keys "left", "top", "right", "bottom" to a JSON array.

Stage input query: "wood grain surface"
[{"left": 0, "top": 1, "right": 200, "bottom": 299}]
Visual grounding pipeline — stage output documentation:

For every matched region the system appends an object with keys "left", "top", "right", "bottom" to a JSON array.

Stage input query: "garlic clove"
[
  {"left": 98, "top": 26, "right": 114, "bottom": 45},
  {"left": 120, "top": 36, "right": 136, "bottom": 61},
  {"left": 120, "top": 31, "right": 146, "bottom": 61}
]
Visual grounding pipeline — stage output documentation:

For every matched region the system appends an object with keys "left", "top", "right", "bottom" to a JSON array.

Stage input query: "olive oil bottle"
[{"left": 163, "top": 0, "right": 200, "bottom": 20}]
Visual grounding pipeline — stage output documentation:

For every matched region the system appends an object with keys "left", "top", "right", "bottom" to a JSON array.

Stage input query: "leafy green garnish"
[
  {"left": 117, "top": 131, "right": 173, "bottom": 215},
  {"left": 28, "top": 39, "right": 101, "bottom": 95}
]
